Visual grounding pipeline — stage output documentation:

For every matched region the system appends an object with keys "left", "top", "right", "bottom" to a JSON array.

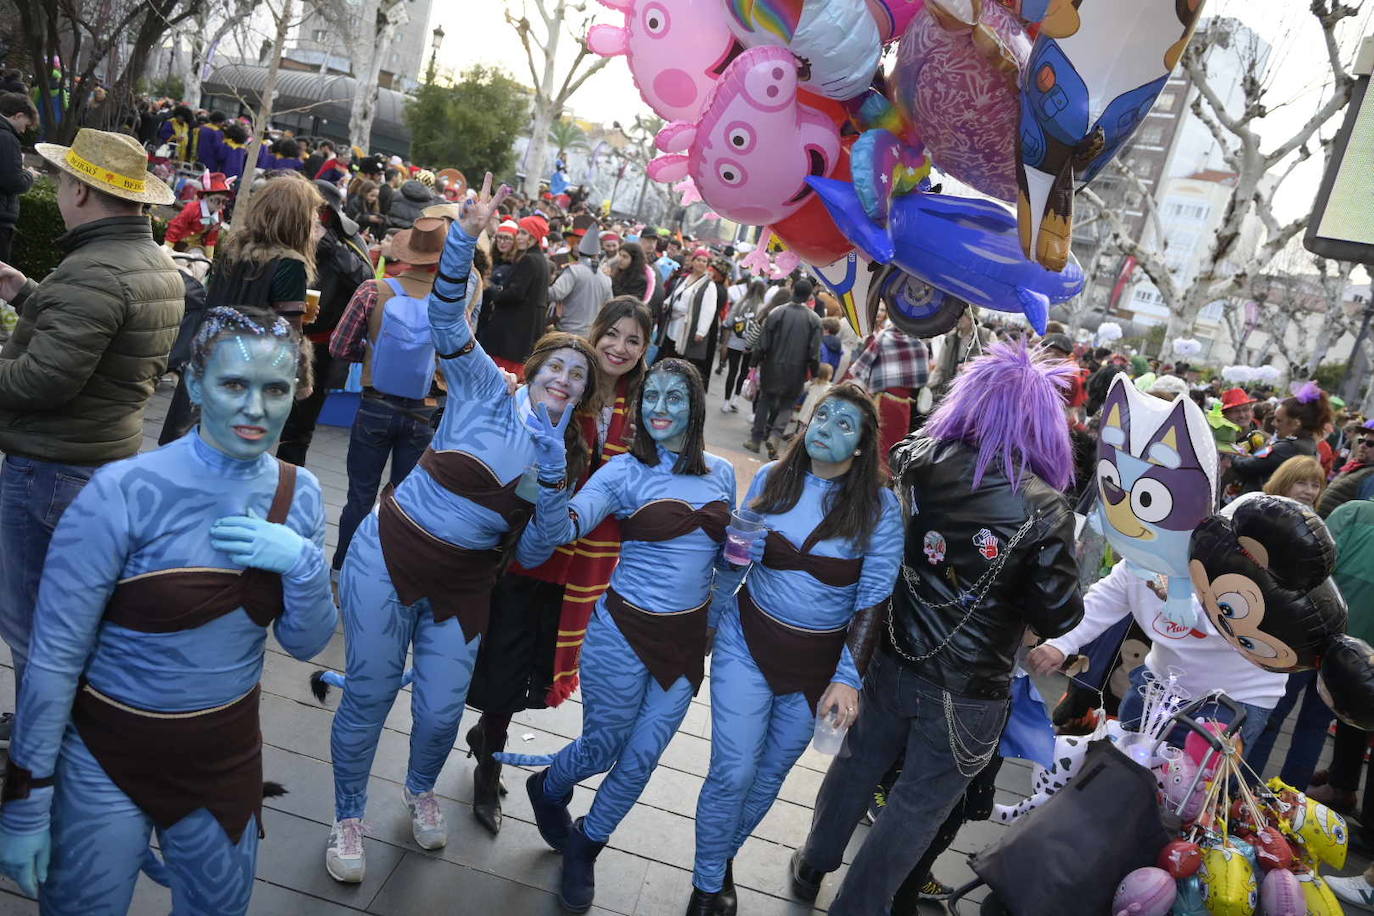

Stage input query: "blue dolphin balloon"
[{"left": 806, "top": 175, "right": 1083, "bottom": 334}]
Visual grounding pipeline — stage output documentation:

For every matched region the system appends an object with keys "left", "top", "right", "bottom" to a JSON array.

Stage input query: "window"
[
  {"left": 1133, "top": 157, "right": 1157, "bottom": 178},
  {"left": 1165, "top": 201, "right": 1209, "bottom": 221},
  {"left": 312, "top": 29, "right": 328, "bottom": 42},
  {"left": 1137, "top": 124, "right": 1166, "bottom": 147},
  {"left": 1156, "top": 91, "right": 1179, "bottom": 113}
]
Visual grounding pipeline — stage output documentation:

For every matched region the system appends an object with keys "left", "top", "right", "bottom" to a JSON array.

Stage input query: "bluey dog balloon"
[{"left": 1095, "top": 375, "right": 1217, "bottom": 629}]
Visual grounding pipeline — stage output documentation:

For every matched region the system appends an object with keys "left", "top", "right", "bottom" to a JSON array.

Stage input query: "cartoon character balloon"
[
  {"left": 891, "top": 0, "right": 1032, "bottom": 201},
  {"left": 724, "top": 0, "right": 883, "bottom": 100},
  {"left": 587, "top": 0, "right": 743, "bottom": 122},
  {"left": 1016, "top": 0, "right": 1207, "bottom": 270},
  {"left": 1188, "top": 496, "right": 1374, "bottom": 728},
  {"left": 649, "top": 47, "right": 844, "bottom": 227},
  {"left": 1094, "top": 375, "right": 1217, "bottom": 629},
  {"left": 1113, "top": 867, "right": 1177, "bottom": 916}
]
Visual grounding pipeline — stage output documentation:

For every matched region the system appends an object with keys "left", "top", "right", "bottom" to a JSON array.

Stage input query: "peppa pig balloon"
[
  {"left": 1258, "top": 868, "right": 1303, "bottom": 916},
  {"left": 1113, "top": 867, "right": 1177, "bottom": 916},
  {"left": 724, "top": 0, "right": 883, "bottom": 100},
  {"left": 587, "top": 0, "right": 743, "bottom": 123},
  {"left": 648, "top": 46, "right": 844, "bottom": 227},
  {"left": 892, "top": 0, "right": 1032, "bottom": 202},
  {"left": 1183, "top": 720, "right": 1228, "bottom": 776},
  {"left": 1155, "top": 751, "right": 1205, "bottom": 822},
  {"left": 1015, "top": 0, "right": 1207, "bottom": 270}
]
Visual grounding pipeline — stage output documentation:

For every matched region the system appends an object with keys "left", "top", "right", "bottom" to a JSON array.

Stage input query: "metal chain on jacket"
[{"left": 886, "top": 512, "right": 1040, "bottom": 665}]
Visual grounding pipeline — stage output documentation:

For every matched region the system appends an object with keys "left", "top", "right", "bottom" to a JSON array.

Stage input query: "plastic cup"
[
  {"left": 724, "top": 508, "right": 764, "bottom": 566},
  {"left": 812, "top": 710, "right": 848, "bottom": 755}
]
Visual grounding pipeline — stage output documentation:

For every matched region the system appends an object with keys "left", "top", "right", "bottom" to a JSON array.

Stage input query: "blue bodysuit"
[
  {"left": 503, "top": 447, "right": 739, "bottom": 842},
  {"left": 693, "top": 462, "right": 903, "bottom": 892},
  {"left": 328, "top": 224, "right": 552, "bottom": 822},
  {"left": 0, "top": 432, "right": 335, "bottom": 915}
]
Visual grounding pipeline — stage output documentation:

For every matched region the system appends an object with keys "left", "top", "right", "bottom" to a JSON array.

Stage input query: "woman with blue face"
[
  {"left": 317, "top": 176, "right": 605, "bottom": 884},
  {"left": 0, "top": 307, "right": 337, "bottom": 914},
  {"left": 688, "top": 382, "right": 905, "bottom": 916},
  {"left": 499, "top": 359, "right": 743, "bottom": 914}
]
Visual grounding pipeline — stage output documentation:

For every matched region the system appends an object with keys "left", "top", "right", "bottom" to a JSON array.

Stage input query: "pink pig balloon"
[
  {"left": 648, "top": 46, "right": 843, "bottom": 228},
  {"left": 891, "top": 0, "right": 1031, "bottom": 202},
  {"left": 586, "top": 0, "right": 743, "bottom": 123},
  {"left": 866, "top": 0, "right": 926, "bottom": 42}
]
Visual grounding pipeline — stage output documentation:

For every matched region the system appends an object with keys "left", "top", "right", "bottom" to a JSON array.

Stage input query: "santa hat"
[
  {"left": 495, "top": 219, "right": 520, "bottom": 237},
  {"left": 519, "top": 215, "right": 549, "bottom": 243},
  {"left": 197, "top": 171, "right": 233, "bottom": 195}
]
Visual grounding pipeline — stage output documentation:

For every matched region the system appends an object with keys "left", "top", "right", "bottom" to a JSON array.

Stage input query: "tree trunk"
[
  {"left": 523, "top": 99, "right": 555, "bottom": 199},
  {"left": 237, "top": 0, "right": 293, "bottom": 211},
  {"left": 346, "top": 0, "right": 405, "bottom": 152},
  {"left": 182, "top": 27, "right": 207, "bottom": 110}
]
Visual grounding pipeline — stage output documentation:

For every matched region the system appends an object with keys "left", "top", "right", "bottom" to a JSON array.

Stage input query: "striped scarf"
[{"left": 511, "top": 376, "right": 633, "bottom": 706}]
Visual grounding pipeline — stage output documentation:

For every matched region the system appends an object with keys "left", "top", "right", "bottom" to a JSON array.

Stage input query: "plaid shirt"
[
  {"left": 329, "top": 280, "right": 381, "bottom": 362},
  {"left": 848, "top": 325, "right": 929, "bottom": 393}
]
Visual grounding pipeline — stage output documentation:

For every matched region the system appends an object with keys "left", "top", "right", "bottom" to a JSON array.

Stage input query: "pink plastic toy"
[
  {"left": 1112, "top": 866, "right": 1176, "bottom": 916},
  {"left": 587, "top": 0, "right": 743, "bottom": 122},
  {"left": 1259, "top": 868, "right": 1304, "bottom": 916}
]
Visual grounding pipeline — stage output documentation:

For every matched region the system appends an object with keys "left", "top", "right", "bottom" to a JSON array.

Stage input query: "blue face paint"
[
  {"left": 641, "top": 372, "right": 692, "bottom": 452},
  {"left": 529, "top": 346, "right": 589, "bottom": 421},
  {"left": 805, "top": 398, "right": 863, "bottom": 465},
  {"left": 187, "top": 335, "right": 297, "bottom": 461}
]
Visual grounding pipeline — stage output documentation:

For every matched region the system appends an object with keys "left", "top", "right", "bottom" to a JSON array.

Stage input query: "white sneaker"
[
  {"left": 403, "top": 787, "right": 447, "bottom": 850},
  {"left": 720, "top": 400, "right": 733, "bottom": 413},
  {"left": 1328, "top": 874, "right": 1374, "bottom": 910},
  {"left": 325, "top": 818, "right": 366, "bottom": 883}
]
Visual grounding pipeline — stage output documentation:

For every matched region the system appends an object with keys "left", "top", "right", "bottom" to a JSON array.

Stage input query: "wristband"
[{"left": 438, "top": 340, "right": 476, "bottom": 360}]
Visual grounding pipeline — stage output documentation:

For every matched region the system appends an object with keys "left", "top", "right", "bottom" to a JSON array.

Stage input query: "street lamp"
[{"left": 426, "top": 25, "right": 445, "bottom": 85}]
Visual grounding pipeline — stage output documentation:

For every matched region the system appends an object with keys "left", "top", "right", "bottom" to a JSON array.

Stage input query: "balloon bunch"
[
  {"left": 1188, "top": 495, "right": 1374, "bottom": 729},
  {"left": 588, "top": 0, "right": 1208, "bottom": 338}
]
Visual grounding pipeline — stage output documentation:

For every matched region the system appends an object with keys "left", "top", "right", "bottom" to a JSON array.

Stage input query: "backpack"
[{"left": 370, "top": 278, "right": 435, "bottom": 399}]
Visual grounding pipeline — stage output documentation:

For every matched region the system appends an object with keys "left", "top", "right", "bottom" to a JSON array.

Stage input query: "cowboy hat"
[
  {"left": 36, "top": 127, "right": 176, "bottom": 205},
  {"left": 421, "top": 202, "right": 462, "bottom": 222},
  {"left": 389, "top": 217, "right": 446, "bottom": 265},
  {"left": 1220, "top": 387, "right": 1257, "bottom": 411}
]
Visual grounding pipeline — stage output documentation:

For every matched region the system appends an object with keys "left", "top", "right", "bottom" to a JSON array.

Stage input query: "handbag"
[{"left": 742, "top": 367, "right": 760, "bottom": 402}]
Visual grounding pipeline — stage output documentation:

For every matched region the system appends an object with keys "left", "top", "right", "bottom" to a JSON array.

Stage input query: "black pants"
[
  {"left": 1328, "top": 720, "right": 1374, "bottom": 839},
  {"left": 277, "top": 341, "right": 335, "bottom": 466},
  {"left": 722, "top": 349, "right": 749, "bottom": 399}
]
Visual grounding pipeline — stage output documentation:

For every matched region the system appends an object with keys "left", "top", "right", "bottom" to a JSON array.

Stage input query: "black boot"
[
  {"left": 527, "top": 769, "right": 573, "bottom": 851},
  {"left": 718, "top": 859, "right": 737, "bottom": 916},
  {"left": 559, "top": 817, "right": 606, "bottom": 913},
  {"left": 465, "top": 724, "right": 507, "bottom": 836},
  {"left": 789, "top": 849, "right": 826, "bottom": 902},
  {"left": 685, "top": 887, "right": 722, "bottom": 916}
]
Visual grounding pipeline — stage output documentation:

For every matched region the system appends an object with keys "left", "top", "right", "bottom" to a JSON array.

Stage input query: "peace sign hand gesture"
[
  {"left": 460, "top": 172, "right": 512, "bottom": 239},
  {"left": 527, "top": 402, "right": 572, "bottom": 482}
]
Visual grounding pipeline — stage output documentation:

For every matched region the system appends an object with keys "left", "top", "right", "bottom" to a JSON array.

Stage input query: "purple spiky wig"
[{"left": 924, "top": 340, "right": 1074, "bottom": 492}]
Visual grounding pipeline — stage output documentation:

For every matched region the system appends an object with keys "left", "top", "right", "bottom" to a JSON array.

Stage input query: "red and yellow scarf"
[{"left": 512, "top": 377, "right": 633, "bottom": 706}]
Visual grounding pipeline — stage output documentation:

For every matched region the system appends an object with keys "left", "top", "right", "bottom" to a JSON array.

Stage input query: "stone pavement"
[{"left": 0, "top": 377, "right": 1363, "bottom": 915}]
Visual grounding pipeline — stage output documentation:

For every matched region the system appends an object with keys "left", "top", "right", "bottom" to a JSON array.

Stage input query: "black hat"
[
  {"left": 1042, "top": 333, "right": 1074, "bottom": 355},
  {"left": 313, "top": 179, "right": 359, "bottom": 237},
  {"left": 358, "top": 155, "right": 385, "bottom": 175}
]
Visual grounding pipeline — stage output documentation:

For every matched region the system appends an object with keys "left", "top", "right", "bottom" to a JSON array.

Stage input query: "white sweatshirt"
[{"left": 1043, "top": 563, "right": 1287, "bottom": 709}]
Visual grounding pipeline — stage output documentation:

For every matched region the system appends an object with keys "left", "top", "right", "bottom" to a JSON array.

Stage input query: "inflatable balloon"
[
  {"left": 892, "top": 0, "right": 1031, "bottom": 201},
  {"left": 992, "top": 720, "right": 1130, "bottom": 824},
  {"left": 866, "top": 0, "right": 926, "bottom": 41},
  {"left": 587, "top": 0, "right": 742, "bottom": 122},
  {"left": 649, "top": 47, "right": 844, "bottom": 227},
  {"left": 1155, "top": 751, "right": 1205, "bottom": 822},
  {"left": 1198, "top": 843, "right": 1257, "bottom": 916},
  {"left": 1158, "top": 839, "right": 1203, "bottom": 879},
  {"left": 1171, "top": 875, "right": 1207, "bottom": 916},
  {"left": 1291, "top": 796, "right": 1348, "bottom": 870},
  {"left": 1114, "top": 867, "right": 1177, "bottom": 916},
  {"left": 1015, "top": 0, "right": 1207, "bottom": 270},
  {"left": 1295, "top": 871, "right": 1342, "bottom": 916},
  {"left": 1189, "top": 496, "right": 1348, "bottom": 673},
  {"left": 807, "top": 175, "right": 1081, "bottom": 333},
  {"left": 1317, "top": 634, "right": 1374, "bottom": 729},
  {"left": 1094, "top": 375, "right": 1218, "bottom": 629},
  {"left": 810, "top": 252, "right": 883, "bottom": 336},
  {"left": 1258, "top": 869, "right": 1303, "bottom": 916},
  {"left": 724, "top": 0, "right": 883, "bottom": 100},
  {"left": 1252, "top": 827, "right": 1296, "bottom": 873},
  {"left": 1182, "top": 720, "right": 1228, "bottom": 776}
]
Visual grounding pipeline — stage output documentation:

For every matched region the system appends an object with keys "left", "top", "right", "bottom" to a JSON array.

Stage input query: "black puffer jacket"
[
  {"left": 886, "top": 435, "right": 1084, "bottom": 699},
  {"left": 386, "top": 180, "right": 435, "bottom": 229},
  {"left": 0, "top": 116, "right": 33, "bottom": 230}
]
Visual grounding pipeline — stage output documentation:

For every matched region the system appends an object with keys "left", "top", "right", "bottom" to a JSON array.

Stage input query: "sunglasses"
[{"left": 1359, "top": 439, "right": 1374, "bottom": 449}]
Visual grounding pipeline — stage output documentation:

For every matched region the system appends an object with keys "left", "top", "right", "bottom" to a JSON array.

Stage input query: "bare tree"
[
  {"left": 311, "top": 0, "right": 409, "bottom": 151},
  {"left": 174, "top": 0, "right": 254, "bottom": 109},
  {"left": 236, "top": 0, "right": 296, "bottom": 207},
  {"left": 1082, "top": 1, "right": 1362, "bottom": 356},
  {"left": 506, "top": 0, "right": 611, "bottom": 198}
]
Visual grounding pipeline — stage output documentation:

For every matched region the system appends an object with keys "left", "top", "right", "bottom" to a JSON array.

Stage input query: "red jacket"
[{"left": 163, "top": 200, "right": 221, "bottom": 251}]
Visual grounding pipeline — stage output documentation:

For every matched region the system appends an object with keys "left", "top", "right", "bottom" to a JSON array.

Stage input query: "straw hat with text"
[{"left": 36, "top": 128, "right": 176, "bottom": 206}]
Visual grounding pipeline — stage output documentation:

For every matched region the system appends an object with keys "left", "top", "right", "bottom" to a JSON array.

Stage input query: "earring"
[{"left": 853, "top": 449, "right": 861, "bottom": 455}]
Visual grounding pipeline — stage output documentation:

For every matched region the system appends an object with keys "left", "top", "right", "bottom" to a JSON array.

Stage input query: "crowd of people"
[{"left": 0, "top": 110, "right": 1372, "bottom": 916}]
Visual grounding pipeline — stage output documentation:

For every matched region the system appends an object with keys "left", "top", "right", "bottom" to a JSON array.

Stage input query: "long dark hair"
[
  {"left": 630, "top": 358, "right": 708, "bottom": 475},
  {"left": 751, "top": 382, "right": 887, "bottom": 547},
  {"left": 589, "top": 296, "right": 654, "bottom": 405},
  {"left": 611, "top": 242, "right": 648, "bottom": 298},
  {"left": 523, "top": 332, "right": 603, "bottom": 484}
]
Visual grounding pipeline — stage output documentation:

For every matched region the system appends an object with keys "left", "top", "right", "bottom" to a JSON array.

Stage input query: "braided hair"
[{"left": 190, "top": 305, "right": 312, "bottom": 391}]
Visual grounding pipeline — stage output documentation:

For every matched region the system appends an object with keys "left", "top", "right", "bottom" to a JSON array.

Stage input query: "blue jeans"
[
  {"left": 0, "top": 456, "right": 96, "bottom": 687},
  {"left": 331, "top": 394, "right": 434, "bottom": 570},
  {"left": 1243, "top": 670, "right": 1331, "bottom": 788},
  {"left": 801, "top": 650, "right": 1008, "bottom": 916},
  {"left": 1117, "top": 665, "right": 1272, "bottom": 760}
]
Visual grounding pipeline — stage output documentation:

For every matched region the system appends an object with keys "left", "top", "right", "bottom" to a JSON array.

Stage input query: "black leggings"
[{"left": 722, "top": 348, "right": 749, "bottom": 399}]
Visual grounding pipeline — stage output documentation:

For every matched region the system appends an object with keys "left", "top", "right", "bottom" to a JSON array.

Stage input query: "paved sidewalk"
[{"left": 0, "top": 380, "right": 1360, "bottom": 914}]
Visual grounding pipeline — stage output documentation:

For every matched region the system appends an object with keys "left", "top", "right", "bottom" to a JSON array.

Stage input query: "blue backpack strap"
[{"left": 383, "top": 277, "right": 406, "bottom": 298}]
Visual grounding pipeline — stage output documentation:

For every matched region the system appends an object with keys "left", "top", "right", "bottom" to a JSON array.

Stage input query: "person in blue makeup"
[
  {"left": 499, "top": 358, "right": 749, "bottom": 914},
  {"left": 688, "top": 382, "right": 903, "bottom": 916},
  {"left": 0, "top": 306, "right": 337, "bottom": 915},
  {"left": 320, "top": 175, "right": 605, "bottom": 884}
]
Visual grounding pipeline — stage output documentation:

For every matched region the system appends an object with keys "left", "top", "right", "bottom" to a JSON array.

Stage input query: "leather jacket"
[{"left": 885, "top": 435, "right": 1084, "bottom": 699}]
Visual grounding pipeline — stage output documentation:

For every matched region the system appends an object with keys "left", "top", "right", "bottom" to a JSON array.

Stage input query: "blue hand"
[
  {"left": 726, "top": 525, "right": 766, "bottom": 564},
  {"left": 526, "top": 403, "right": 572, "bottom": 480},
  {"left": 210, "top": 509, "right": 308, "bottom": 573},
  {"left": 0, "top": 825, "right": 50, "bottom": 898}
]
